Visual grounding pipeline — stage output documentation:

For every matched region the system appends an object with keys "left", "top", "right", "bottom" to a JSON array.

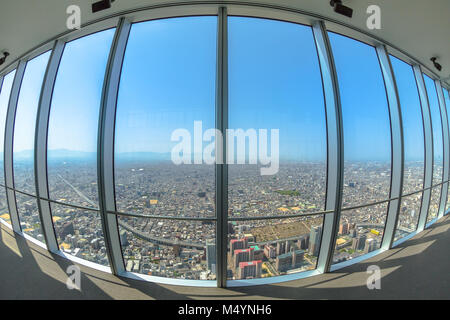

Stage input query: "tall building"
[
  {"left": 238, "top": 260, "right": 262, "bottom": 279},
  {"left": 339, "top": 222, "right": 349, "bottom": 235},
  {"left": 309, "top": 226, "right": 322, "bottom": 256},
  {"left": 264, "top": 245, "right": 276, "bottom": 259},
  {"left": 276, "top": 249, "right": 305, "bottom": 272},
  {"left": 352, "top": 234, "right": 367, "bottom": 251},
  {"left": 230, "top": 238, "right": 248, "bottom": 253},
  {"left": 233, "top": 248, "right": 254, "bottom": 268},
  {"left": 206, "top": 239, "right": 216, "bottom": 274},
  {"left": 364, "top": 238, "right": 378, "bottom": 254}
]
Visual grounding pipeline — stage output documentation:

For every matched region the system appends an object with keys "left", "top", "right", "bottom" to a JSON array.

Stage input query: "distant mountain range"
[{"left": 11, "top": 149, "right": 172, "bottom": 162}]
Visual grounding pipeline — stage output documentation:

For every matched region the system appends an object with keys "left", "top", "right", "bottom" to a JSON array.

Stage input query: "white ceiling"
[{"left": 0, "top": 0, "right": 449, "bottom": 87}]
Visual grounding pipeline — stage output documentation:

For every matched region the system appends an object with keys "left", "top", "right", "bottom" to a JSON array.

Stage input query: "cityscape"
[{"left": 0, "top": 158, "right": 443, "bottom": 280}]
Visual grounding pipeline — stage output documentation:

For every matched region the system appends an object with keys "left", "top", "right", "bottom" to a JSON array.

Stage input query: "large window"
[
  {"left": 13, "top": 51, "right": 51, "bottom": 241},
  {"left": 227, "top": 17, "right": 327, "bottom": 279},
  {"left": 1, "top": 11, "right": 448, "bottom": 286},
  {"left": 47, "top": 30, "right": 114, "bottom": 209},
  {"left": 0, "top": 70, "right": 16, "bottom": 225},
  {"left": 389, "top": 55, "right": 424, "bottom": 241},
  {"left": 47, "top": 29, "right": 115, "bottom": 263},
  {"left": 329, "top": 32, "right": 391, "bottom": 263},
  {"left": 444, "top": 88, "right": 450, "bottom": 213},
  {"left": 423, "top": 74, "right": 443, "bottom": 222},
  {"left": 114, "top": 17, "right": 217, "bottom": 279}
]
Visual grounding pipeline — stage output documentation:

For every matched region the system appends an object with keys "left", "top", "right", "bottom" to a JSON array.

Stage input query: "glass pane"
[
  {"left": 333, "top": 203, "right": 387, "bottom": 263},
  {"left": 423, "top": 75, "right": 443, "bottom": 186},
  {"left": 227, "top": 215, "right": 323, "bottom": 279},
  {"left": 445, "top": 88, "right": 450, "bottom": 213},
  {"left": 390, "top": 55, "right": 424, "bottom": 194},
  {"left": 427, "top": 186, "right": 440, "bottom": 223},
  {"left": 228, "top": 17, "right": 327, "bottom": 219},
  {"left": 16, "top": 193, "right": 45, "bottom": 243},
  {"left": 329, "top": 32, "right": 391, "bottom": 209},
  {"left": 394, "top": 193, "right": 421, "bottom": 241},
  {"left": 14, "top": 51, "right": 51, "bottom": 194},
  {"left": 51, "top": 203, "right": 108, "bottom": 266},
  {"left": 114, "top": 17, "right": 216, "bottom": 218},
  {"left": 47, "top": 29, "right": 115, "bottom": 208},
  {"left": 0, "top": 70, "right": 16, "bottom": 186},
  {"left": 0, "top": 186, "right": 9, "bottom": 224},
  {"left": 118, "top": 216, "right": 216, "bottom": 280}
]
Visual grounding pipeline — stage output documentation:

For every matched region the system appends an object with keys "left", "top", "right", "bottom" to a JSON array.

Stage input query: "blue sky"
[
  {"left": 1, "top": 16, "right": 446, "bottom": 164},
  {"left": 390, "top": 55, "right": 424, "bottom": 163}
]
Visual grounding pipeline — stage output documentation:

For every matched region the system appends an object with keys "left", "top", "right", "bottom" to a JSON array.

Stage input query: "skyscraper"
[
  {"left": 206, "top": 239, "right": 216, "bottom": 274},
  {"left": 309, "top": 225, "right": 322, "bottom": 256}
]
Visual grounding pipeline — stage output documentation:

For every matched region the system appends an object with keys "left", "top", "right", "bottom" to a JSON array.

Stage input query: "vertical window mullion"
[
  {"left": 98, "top": 18, "right": 131, "bottom": 275},
  {"left": 435, "top": 80, "right": 449, "bottom": 219},
  {"left": 311, "top": 21, "right": 343, "bottom": 273},
  {"left": 376, "top": 46, "right": 404, "bottom": 250},
  {"left": 216, "top": 6, "right": 228, "bottom": 288}
]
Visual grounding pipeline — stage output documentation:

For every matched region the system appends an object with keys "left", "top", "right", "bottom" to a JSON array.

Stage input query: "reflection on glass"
[
  {"left": 227, "top": 215, "right": 323, "bottom": 279},
  {"left": 47, "top": 29, "right": 115, "bottom": 208},
  {"left": 118, "top": 216, "right": 216, "bottom": 280},
  {"left": 333, "top": 203, "right": 387, "bottom": 263},
  {"left": 423, "top": 75, "right": 443, "bottom": 186},
  {"left": 16, "top": 193, "right": 45, "bottom": 242},
  {"left": 51, "top": 203, "right": 108, "bottom": 266},
  {"left": 228, "top": 17, "right": 327, "bottom": 221},
  {"left": 394, "top": 193, "right": 421, "bottom": 241},
  {"left": 329, "top": 32, "right": 391, "bottom": 208},
  {"left": 427, "top": 186, "right": 441, "bottom": 223},
  {"left": 14, "top": 51, "right": 51, "bottom": 194},
  {"left": 0, "top": 70, "right": 16, "bottom": 187},
  {"left": 114, "top": 17, "right": 216, "bottom": 218},
  {"left": 390, "top": 56, "right": 424, "bottom": 194}
]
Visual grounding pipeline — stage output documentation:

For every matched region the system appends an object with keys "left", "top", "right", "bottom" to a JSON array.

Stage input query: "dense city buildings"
[{"left": 6, "top": 158, "right": 431, "bottom": 279}]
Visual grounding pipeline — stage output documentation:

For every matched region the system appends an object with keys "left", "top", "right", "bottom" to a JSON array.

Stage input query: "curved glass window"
[
  {"left": 13, "top": 51, "right": 51, "bottom": 240},
  {"left": 329, "top": 32, "right": 391, "bottom": 262},
  {"left": 423, "top": 75, "right": 443, "bottom": 223},
  {"left": 14, "top": 52, "right": 50, "bottom": 195},
  {"left": 47, "top": 29, "right": 115, "bottom": 264},
  {"left": 48, "top": 29, "right": 114, "bottom": 208},
  {"left": 114, "top": 17, "right": 217, "bottom": 279},
  {"left": 0, "top": 11, "right": 448, "bottom": 286},
  {"left": 227, "top": 17, "right": 327, "bottom": 279},
  {"left": 424, "top": 75, "right": 443, "bottom": 187},
  {"left": 444, "top": 88, "right": 450, "bottom": 213},
  {"left": 389, "top": 55, "right": 423, "bottom": 240},
  {"left": 0, "top": 70, "right": 16, "bottom": 225}
]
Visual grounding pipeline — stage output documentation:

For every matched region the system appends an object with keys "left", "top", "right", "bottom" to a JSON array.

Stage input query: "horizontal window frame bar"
[{"left": 3, "top": 180, "right": 448, "bottom": 221}]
